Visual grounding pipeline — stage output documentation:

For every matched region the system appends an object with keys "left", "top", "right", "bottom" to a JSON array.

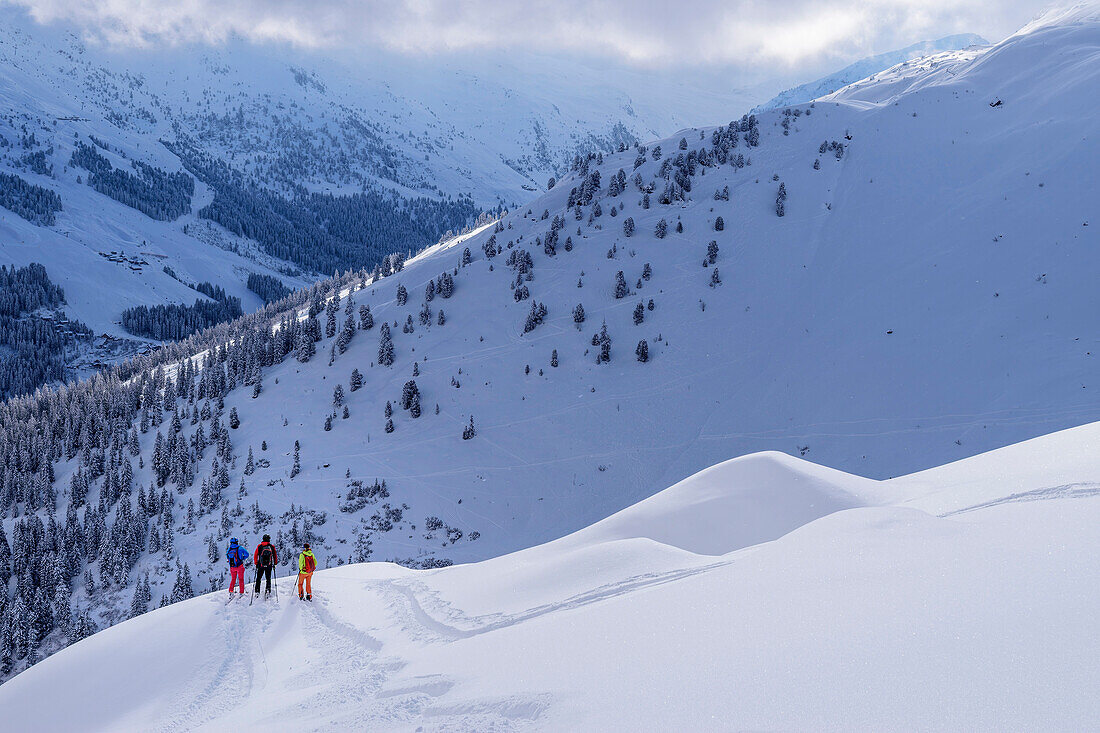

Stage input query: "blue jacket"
[{"left": 227, "top": 544, "right": 248, "bottom": 567}]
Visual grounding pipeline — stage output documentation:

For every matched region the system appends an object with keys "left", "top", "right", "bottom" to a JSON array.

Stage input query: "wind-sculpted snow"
[
  {"left": 560, "top": 452, "right": 876, "bottom": 555},
  {"left": 1, "top": 422, "right": 1097, "bottom": 730}
]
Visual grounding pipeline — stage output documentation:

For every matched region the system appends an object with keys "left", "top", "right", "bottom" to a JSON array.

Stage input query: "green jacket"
[{"left": 298, "top": 549, "right": 316, "bottom": 573}]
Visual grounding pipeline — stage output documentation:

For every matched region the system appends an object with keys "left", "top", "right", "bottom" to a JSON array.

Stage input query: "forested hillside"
[
  {"left": 0, "top": 263, "right": 92, "bottom": 399},
  {"left": 0, "top": 7, "right": 740, "bottom": 358}
]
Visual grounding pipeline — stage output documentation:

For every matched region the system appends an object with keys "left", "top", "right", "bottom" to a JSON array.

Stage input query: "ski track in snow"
[
  {"left": 285, "top": 601, "right": 396, "bottom": 730},
  {"left": 295, "top": 587, "right": 547, "bottom": 732},
  {"left": 167, "top": 553, "right": 694, "bottom": 731},
  {"left": 940, "top": 481, "right": 1100, "bottom": 517},
  {"left": 157, "top": 596, "right": 265, "bottom": 732},
  {"left": 376, "top": 559, "right": 736, "bottom": 641},
  {"left": 152, "top": 579, "right": 546, "bottom": 731}
]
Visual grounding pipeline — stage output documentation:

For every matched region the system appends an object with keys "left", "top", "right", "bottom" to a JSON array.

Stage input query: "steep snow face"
[
  {"left": 753, "top": 33, "right": 988, "bottom": 111},
  {"left": 1, "top": 422, "right": 1097, "bottom": 731}
]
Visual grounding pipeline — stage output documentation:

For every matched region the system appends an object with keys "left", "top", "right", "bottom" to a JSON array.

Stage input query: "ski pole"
[
  {"left": 273, "top": 567, "right": 278, "bottom": 602},
  {"left": 249, "top": 566, "right": 256, "bottom": 606}
]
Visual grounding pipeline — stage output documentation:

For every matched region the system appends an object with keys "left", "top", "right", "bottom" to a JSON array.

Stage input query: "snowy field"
[{"left": 1, "top": 421, "right": 1097, "bottom": 731}]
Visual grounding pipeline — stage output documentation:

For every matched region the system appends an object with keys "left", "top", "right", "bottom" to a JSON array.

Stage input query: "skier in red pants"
[{"left": 226, "top": 537, "right": 248, "bottom": 595}]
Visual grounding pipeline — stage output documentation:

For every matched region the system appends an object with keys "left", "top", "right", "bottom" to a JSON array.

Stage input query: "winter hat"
[
  {"left": 262, "top": 534, "right": 271, "bottom": 542},
  {"left": 304, "top": 543, "right": 310, "bottom": 550},
  {"left": 230, "top": 537, "right": 238, "bottom": 545}
]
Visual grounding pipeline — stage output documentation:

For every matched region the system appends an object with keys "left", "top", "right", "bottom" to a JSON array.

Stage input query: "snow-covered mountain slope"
[
  {"left": 0, "top": 5, "right": 1096, "bottom": 686},
  {"left": 0, "top": 162, "right": 312, "bottom": 338},
  {"left": 753, "top": 33, "right": 988, "bottom": 111},
  {"left": 0, "top": 27, "right": 314, "bottom": 349},
  {"left": 2, "top": 421, "right": 1097, "bottom": 731},
  {"left": 0, "top": 8, "right": 753, "bottom": 342},
  {"left": 190, "top": 0, "right": 1100, "bottom": 558}
]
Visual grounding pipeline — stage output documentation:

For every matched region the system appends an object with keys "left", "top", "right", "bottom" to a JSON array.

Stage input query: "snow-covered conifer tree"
[
  {"left": 614, "top": 271, "right": 629, "bottom": 299},
  {"left": 378, "top": 322, "right": 395, "bottom": 366}
]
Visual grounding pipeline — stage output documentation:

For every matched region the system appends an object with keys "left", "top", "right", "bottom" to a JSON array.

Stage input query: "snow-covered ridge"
[
  {"left": 1, "top": 421, "right": 1096, "bottom": 730},
  {"left": 753, "top": 33, "right": 988, "bottom": 112},
  {"left": 826, "top": 3, "right": 1100, "bottom": 106},
  {"left": 563, "top": 451, "right": 876, "bottom": 555}
]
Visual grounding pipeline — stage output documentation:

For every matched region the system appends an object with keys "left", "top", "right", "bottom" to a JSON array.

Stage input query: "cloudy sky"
[{"left": 4, "top": 0, "right": 1053, "bottom": 73}]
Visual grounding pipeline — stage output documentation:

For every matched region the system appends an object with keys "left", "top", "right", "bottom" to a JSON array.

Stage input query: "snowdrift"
[
  {"left": 564, "top": 451, "right": 879, "bottom": 554},
  {"left": 1, "top": 420, "right": 1098, "bottom": 731}
]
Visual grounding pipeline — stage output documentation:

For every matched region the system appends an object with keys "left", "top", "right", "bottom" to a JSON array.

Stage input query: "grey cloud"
[{"left": 4, "top": 0, "right": 1049, "bottom": 69}]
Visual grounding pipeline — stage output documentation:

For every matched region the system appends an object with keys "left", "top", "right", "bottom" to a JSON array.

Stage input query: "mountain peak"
[{"left": 753, "top": 33, "right": 988, "bottom": 112}]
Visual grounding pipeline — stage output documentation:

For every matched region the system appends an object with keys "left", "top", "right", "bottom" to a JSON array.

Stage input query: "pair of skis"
[
  {"left": 232, "top": 569, "right": 311, "bottom": 606},
  {"left": 248, "top": 567, "right": 278, "bottom": 606},
  {"left": 295, "top": 571, "right": 314, "bottom": 602}
]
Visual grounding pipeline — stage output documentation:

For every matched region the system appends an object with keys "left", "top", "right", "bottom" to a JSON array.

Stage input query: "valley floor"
[{"left": 2, "top": 424, "right": 1098, "bottom": 731}]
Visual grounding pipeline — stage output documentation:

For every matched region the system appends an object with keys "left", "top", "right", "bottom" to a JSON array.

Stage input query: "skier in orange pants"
[{"left": 298, "top": 543, "right": 317, "bottom": 601}]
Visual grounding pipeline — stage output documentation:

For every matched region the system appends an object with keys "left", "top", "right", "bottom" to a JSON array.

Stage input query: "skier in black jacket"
[{"left": 253, "top": 535, "right": 278, "bottom": 596}]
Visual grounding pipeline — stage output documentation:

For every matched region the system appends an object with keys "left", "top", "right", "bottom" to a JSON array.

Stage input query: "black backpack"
[{"left": 259, "top": 543, "right": 274, "bottom": 567}]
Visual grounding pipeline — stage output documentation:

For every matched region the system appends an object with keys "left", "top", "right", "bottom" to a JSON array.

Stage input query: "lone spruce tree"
[{"left": 378, "top": 322, "right": 395, "bottom": 366}]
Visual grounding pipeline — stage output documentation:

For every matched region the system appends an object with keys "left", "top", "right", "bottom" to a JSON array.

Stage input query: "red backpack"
[{"left": 303, "top": 553, "right": 316, "bottom": 573}]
